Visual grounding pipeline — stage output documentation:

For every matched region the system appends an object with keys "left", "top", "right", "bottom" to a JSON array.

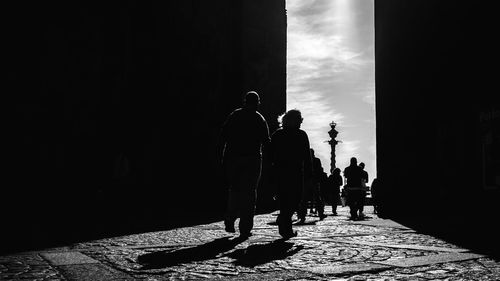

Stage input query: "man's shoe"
[
  {"left": 239, "top": 232, "right": 252, "bottom": 239},
  {"left": 224, "top": 223, "right": 236, "bottom": 233},
  {"left": 281, "top": 231, "right": 298, "bottom": 239},
  {"left": 319, "top": 214, "right": 327, "bottom": 220}
]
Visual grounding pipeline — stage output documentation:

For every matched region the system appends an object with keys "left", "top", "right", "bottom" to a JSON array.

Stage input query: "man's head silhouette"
[
  {"left": 244, "top": 91, "right": 260, "bottom": 110},
  {"left": 350, "top": 157, "right": 358, "bottom": 166}
]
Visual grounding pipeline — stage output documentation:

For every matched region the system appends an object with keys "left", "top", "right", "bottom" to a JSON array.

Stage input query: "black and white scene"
[{"left": 3, "top": 0, "right": 500, "bottom": 280}]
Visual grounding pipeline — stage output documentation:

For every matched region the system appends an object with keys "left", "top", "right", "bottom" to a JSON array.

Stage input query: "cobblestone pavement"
[{"left": 1, "top": 206, "right": 499, "bottom": 280}]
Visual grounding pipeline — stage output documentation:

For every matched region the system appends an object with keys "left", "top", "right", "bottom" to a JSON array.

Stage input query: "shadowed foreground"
[{"left": 1, "top": 206, "right": 499, "bottom": 280}]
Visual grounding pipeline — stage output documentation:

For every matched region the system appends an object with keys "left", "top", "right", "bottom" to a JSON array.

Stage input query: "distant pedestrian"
[
  {"left": 343, "top": 157, "right": 365, "bottom": 220},
  {"left": 319, "top": 170, "right": 329, "bottom": 214},
  {"left": 219, "top": 91, "right": 270, "bottom": 238},
  {"left": 269, "top": 109, "right": 312, "bottom": 239},
  {"left": 298, "top": 149, "right": 326, "bottom": 221},
  {"left": 326, "top": 168, "right": 343, "bottom": 215},
  {"left": 340, "top": 187, "right": 347, "bottom": 207},
  {"left": 358, "top": 162, "right": 369, "bottom": 218}
]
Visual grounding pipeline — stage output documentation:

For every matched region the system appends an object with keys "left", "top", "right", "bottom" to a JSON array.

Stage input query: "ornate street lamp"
[{"left": 327, "top": 121, "right": 341, "bottom": 174}]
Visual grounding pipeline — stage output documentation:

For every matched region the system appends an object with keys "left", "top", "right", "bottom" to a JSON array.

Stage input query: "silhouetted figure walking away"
[
  {"left": 269, "top": 109, "right": 312, "bottom": 239},
  {"left": 219, "top": 91, "right": 270, "bottom": 238},
  {"left": 358, "top": 162, "right": 369, "bottom": 218},
  {"left": 298, "top": 149, "right": 326, "bottom": 221},
  {"left": 326, "top": 168, "right": 343, "bottom": 215},
  {"left": 319, "top": 170, "right": 329, "bottom": 215},
  {"left": 343, "top": 157, "right": 365, "bottom": 220}
]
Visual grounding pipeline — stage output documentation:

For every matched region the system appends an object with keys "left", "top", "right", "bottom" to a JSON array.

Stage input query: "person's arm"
[
  {"left": 268, "top": 134, "right": 278, "bottom": 196},
  {"left": 268, "top": 131, "right": 285, "bottom": 201},
  {"left": 268, "top": 133, "right": 277, "bottom": 172},
  {"left": 303, "top": 132, "right": 313, "bottom": 180},
  {"left": 264, "top": 119, "right": 270, "bottom": 144},
  {"left": 217, "top": 113, "right": 232, "bottom": 166},
  {"left": 259, "top": 115, "right": 271, "bottom": 150},
  {"left": 216, "top": 136, "right": 226, "bottom": 167}
]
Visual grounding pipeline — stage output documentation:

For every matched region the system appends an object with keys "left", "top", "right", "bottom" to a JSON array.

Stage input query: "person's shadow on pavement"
[
  {"left": 137, "top": 236, "right": 246, "bottom": 269},
  {"left": 348, "top": 215, "right": 373, "bottom": 221},
  {"left": 226, "top": 239, "right": 304, "bottom": 267},
  {"left": 268, "top": 219, "right": 318, "bottom": 226}
]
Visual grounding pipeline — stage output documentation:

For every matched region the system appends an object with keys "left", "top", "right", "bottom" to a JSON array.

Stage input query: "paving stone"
[
  {"left": 352, "top": 219, "right": 412, "bottom": 230},
  {"left": 2, "top": 206, "right": 499, "bottom": 280},
  {"left": 330, "top": 230, "right": 465, "bottom": 250},
  {"left": 121, "top": 243, "right": 198, "bottom": 249},
  {"left": 41, "top": 252, "right": 99, "bottom": 266},
  {"left": 57, "top": 263, "right": 133, "bottom": 281},
  {"left": 336, "top": 239, "right": 468, "bottom": 253},
  {"left": 375, "top": 252, "right": 485, "bottom": 267},
  {"left": 0, "top": 254, "right": 66, "bottom": 280},
  {"left": 306, "top": 263, "right": 391, "bottom": 275}
]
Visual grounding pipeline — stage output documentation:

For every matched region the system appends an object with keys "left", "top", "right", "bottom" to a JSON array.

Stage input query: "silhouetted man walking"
[
  {"left": 343, "top": 157, "right": 365, "bottom": 220},
  {"left": 219, "top": 91, "right": 270, "bottom": 238},
  {"left": 269, "top": 109, "right": 312, "bottom": 239},
  {"left": 358, "top": 162, "right": 369, "bottom": 218},
  {"left": 326, "top": 168, "right": 343, "bottom": 215},
  {"left": 298, "top": 149, "right": 326, "bottom": 221}
]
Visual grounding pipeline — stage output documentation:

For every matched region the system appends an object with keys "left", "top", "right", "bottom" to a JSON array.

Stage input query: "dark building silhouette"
[
  {"left": 376, "top": 0, "right": 499, "bottom": 214},
  {"left": 375, "top": 1, "right": 499, "bottom": 255},
  {"left": 5, "top": 1, "right": 286, "bottom": 252}
]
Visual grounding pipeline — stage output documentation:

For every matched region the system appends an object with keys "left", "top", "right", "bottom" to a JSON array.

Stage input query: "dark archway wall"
[
  {"left": 375, "top": 1, "right": 499, "bottom": 216},
  {"left": 5, "top": 1, "right": 286, "bottom": 251}
]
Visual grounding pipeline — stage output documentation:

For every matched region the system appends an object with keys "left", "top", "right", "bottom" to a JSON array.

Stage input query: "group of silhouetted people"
[
  {"left": 219, "top": 91, "right": 377, "bottom": 239},
  {"left": 343, "top": 157, "right": 370, "bottom": 220}
]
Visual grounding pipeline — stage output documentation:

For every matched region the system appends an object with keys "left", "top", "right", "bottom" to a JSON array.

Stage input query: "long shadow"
[
  {"left": 137, "top": 236, "right": 246, "bottom": 269},
  {"left": 267, "top": 220, "right": 318, "bottom": 226},
  {"left": 293, "top": 220, "right": 318, "bottom": 226},
  {"left": 347, "top": 215, "right": 373, "bottom": 221},
  {"left": 226, "top": 239, "right": 304, "bottom": 267}
]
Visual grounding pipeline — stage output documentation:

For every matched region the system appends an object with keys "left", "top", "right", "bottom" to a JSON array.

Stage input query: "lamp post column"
[{"left": 327, "top": 121, "right": 341, "bottom": 174}]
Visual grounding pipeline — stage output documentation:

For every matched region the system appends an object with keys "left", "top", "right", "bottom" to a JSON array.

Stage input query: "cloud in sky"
[{"left": 286, "top": 0, "right": 376, "bottom": 181}]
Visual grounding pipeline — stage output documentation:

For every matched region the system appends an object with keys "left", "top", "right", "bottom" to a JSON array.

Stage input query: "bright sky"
[{"left": 286, "top": 0, "right": 376, "bottom": 184}]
